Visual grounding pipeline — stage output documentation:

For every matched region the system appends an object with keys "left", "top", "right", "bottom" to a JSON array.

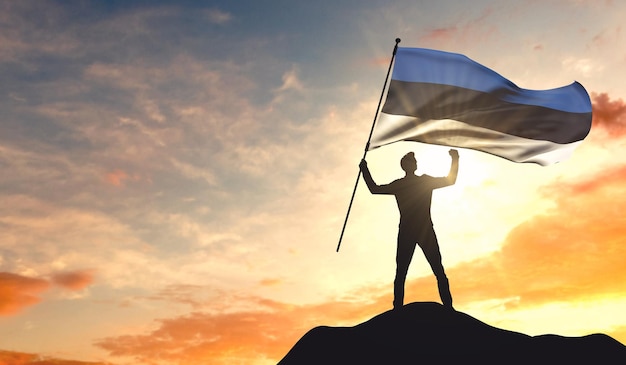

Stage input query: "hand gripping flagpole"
[{"left": 336, "top": 38, "right": 400, "bottom": 252}]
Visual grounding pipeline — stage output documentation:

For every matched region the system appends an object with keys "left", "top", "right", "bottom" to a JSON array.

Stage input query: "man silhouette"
[{"left": 359, "top": 149, "right": 459, "bottom": 310}]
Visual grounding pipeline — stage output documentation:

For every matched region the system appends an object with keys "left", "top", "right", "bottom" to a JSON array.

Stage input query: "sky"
[{"left": 1, "top": 0, "right": 625, "bottom": 364}]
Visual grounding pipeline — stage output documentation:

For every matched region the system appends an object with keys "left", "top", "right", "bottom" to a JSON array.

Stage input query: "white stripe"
[{"left": 370, "top": 113, "right": 582, "bottom": 165}]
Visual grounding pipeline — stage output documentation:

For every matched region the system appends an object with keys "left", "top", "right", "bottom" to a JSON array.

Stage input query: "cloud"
[
  {"left": 417, "top": 8, "right": 497, "bottom": 49},
  {"left": 0, "top": 2, "right": 82, "bottom": 62},
  {"left": 104, "top": 170, "right": 128, "bottom": 187},
  {"left": 204, "top": 9, "right": 232, "bottom": 25},
  {"left": 278, "top": 66, "right": 304, "bottom": 92},
  {"left": 143, "top": 284, "right": 223, "bottom": 310},
  {"left": 0, "top": 195, "right": 161, "bottom": 290},
  {"left": 591, "top": 93, "right": 626, "bottom": 137},
  {"left": 51, "top": 269, "right": 95, "bottom": 291},
  {"left": 542, "top": 163, "right": 626, "bottom": 197},
  {"left": 0, "top": 272, "right": 49, "bottom": 316},
  {"left": 95, "top": 296, "right": 390, "bottom": 365},
  {"left": 562, "top": 57, "right": 604, "bottom": 78},
  {"left": 0, "top": 349, "right": 111, "bottom": 365},
  {"left": 590, "top": 25, "right": 622, "bottom": 49},
  {"left": 259, "top": 278, "right": 282, "bottom": 287},
  {"left": 273, "top": 65, "right": 305, "bottom": 105},
  {"left": 422, "top": 27, "right": 459, "bottom": 43},
  {"left": 0, "top": 270, "right": 96, "bottom": 315},
  {"left": 169, "top": 158, "right": 217, "bottom": 187}
]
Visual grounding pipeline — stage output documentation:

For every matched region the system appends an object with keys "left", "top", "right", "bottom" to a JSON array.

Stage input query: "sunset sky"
[{"left": 1, "top": 1, "right": 626, "bottom": 364}]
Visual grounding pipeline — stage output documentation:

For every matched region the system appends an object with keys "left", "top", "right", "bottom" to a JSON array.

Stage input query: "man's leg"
[
  {"left": 394, "top": 233, "right": 417, "bottom": 310},
  {"left": 419, "top": 228, "right": 453, "bottom": 308}
]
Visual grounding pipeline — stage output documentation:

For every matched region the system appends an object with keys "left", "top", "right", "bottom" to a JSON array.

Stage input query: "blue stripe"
[{"left": 392, "top": 47, "right": 592, "bottom": 114}]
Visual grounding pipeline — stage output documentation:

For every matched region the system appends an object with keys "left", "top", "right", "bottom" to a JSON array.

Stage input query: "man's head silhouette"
[{"left": 400, "top": 152, "right": 417, "bottom": 174}]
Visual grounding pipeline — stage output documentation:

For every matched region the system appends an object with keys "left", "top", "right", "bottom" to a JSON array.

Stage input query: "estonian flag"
[{"left": 369, "top": 47, "right": 592, "bottom": 165}]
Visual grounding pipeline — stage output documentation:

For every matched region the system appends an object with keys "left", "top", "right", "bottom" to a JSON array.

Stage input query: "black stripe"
[{"left": 382, "top": 81, "right": 592, "bottom": 144}]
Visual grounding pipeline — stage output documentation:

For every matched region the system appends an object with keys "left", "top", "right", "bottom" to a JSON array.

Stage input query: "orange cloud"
[
  {"left": 51, "top": 269, "right": 95, "bottom": 291},
  {"left": 145, "top": 284, "right": 208, "bottom": 309},
  {"left": 259, "top": 278, "right": 282, "bottom": 287},
  {"left": 542, "top": 164, "right": 626, "bottom": 197},
  {"left": 0, "top": 272, "right": 49, "bottom": 316},
  {"left": 418, "top": 8, "right": 495, "bottom": 47},
  {"left": 591, "top": 93, "right": 626, "bottom": 137},
  {"left": 95, "top": 296, "right": 392, "bottom": 365},
  {"left": 369, "top": 57, "right": 392, "bottom": 67},
  {"left": 104, "top": 169, "right": 140, "bottom": 187},
  {"left": 105, "top": 169, "right": 128, "bottom": 186},
  {"left": 422, "top": 26, "right": 459, "bottom": 43},
  {"left": 0, "top": 270, "right": 95, "bottom": 316},
  {"left": 0, "top": 349, "right": 111, "bottom": 365}
]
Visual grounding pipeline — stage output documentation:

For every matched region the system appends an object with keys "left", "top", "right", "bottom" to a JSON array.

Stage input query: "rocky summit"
[{"left": 278, "top": 302, "right": 626, "bottom": 364}]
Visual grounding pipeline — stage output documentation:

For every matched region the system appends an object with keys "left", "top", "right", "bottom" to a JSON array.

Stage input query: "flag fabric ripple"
[{"left": 369, "top": 47, "right": 593, "bottom": 165}]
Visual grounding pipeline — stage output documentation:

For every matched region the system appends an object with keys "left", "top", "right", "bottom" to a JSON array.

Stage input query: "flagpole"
[{"left": 336, "top": 38, "right": 401, "bottom": 252}]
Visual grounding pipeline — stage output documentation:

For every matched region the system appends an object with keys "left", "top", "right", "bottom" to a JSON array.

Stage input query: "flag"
[{"left": 369, "top": 47, "right": 593, "bottom": 165}]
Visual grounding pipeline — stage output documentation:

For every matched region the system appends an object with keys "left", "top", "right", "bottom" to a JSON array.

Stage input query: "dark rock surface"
[{"left": 278, "top": 302, "right": 626, "bottom": 364}]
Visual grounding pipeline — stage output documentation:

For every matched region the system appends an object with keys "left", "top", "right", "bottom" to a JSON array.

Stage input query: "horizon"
[{"left": 1, "top": 1, "right": 626, "bottom": 364}]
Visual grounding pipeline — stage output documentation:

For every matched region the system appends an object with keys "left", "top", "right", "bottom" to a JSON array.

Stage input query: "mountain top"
[{"left": 278, "top": 302, "right": 626, "bottom": 364}]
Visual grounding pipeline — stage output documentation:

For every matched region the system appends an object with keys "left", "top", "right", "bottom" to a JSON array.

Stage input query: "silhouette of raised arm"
[
  {"left": 359, "top": 159, "right": 394, "bottom": 195},
  {"left": 446, "top": 149, "right": 460, "bottom": 185}
]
